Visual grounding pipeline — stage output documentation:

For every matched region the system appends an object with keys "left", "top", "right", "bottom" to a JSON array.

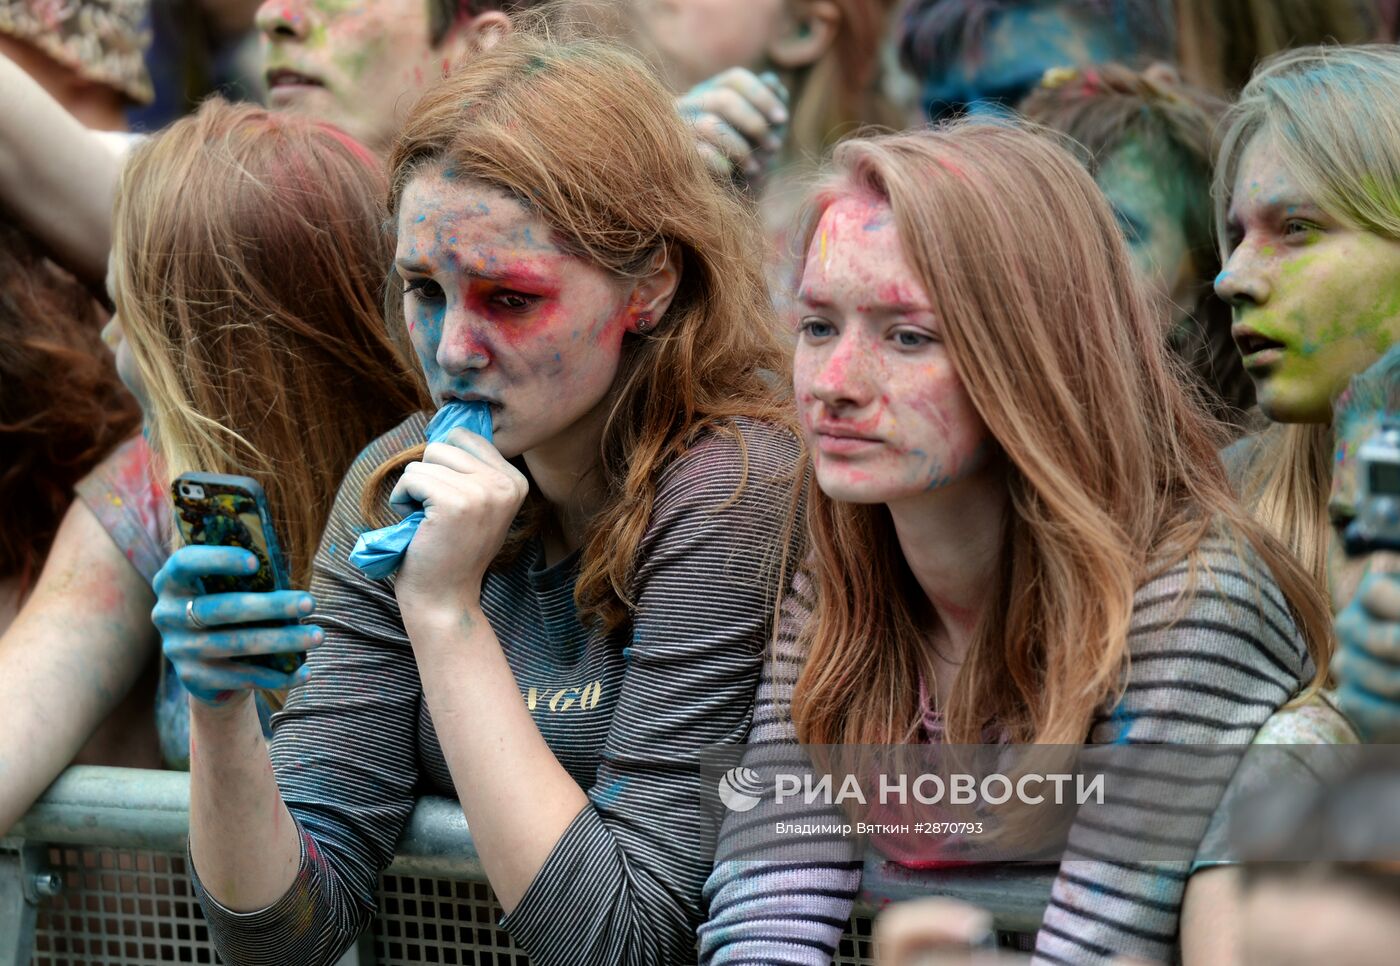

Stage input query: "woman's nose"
[
  {"left": 435, "top": 312, "right": 491, "bottom": 375},
  {"left": 256, "top": 1, "right": 312, "bottom": 42},
  {"left": 1214, "top": 245, "right": 1272, "bottom": 308},
  {"left": 807, "top": 333, "right": 877, "bottom": 411}
]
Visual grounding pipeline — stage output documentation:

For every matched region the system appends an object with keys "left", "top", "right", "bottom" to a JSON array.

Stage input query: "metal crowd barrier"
[{"left": 1, "top": 768, "right": 1053, "bottom": 965}]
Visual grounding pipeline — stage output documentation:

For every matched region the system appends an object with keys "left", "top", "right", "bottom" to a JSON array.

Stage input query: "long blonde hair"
[
  {"left": 791, "top": 123, "right": 1333, "bottom": 747},
  {"left": 112, "top": 100, "right": 428, "bottom": 590},
  {"left": 365, "top": 33, "right": 795, "bottom": 631},
  {"left": 1215, "top": 45, "right": 1400, "bottom": 591}
]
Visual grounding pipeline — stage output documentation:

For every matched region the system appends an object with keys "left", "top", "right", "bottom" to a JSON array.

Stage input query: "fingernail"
[
  {"left": 246, "top": 556, "right": 259, "bottom": 572},
  {"left": 765, "top": 133, "right": 783, "bottom": 151},
  {"left": 771, "top": 105, "right": 788, "bottom": 124},
  {"left": 299, "top": 596, "right": 315, "bottom": 615},
  {"left": 311, "top": 628, "right": 325, "bottom": 644}
]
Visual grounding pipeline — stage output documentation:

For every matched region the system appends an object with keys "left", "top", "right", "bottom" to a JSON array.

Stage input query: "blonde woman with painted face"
[
  {"left": 699, "top": 124, "right": 1333, "bottom": 965},
  {"left": 1216, "top": 45, "right": 1400, "bottom": 614}
]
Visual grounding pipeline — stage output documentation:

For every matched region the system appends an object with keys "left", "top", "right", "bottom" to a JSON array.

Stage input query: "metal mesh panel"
[
  {"left": 31, "top": 847, "right": 218, "bottom": 965},
  {"left": 373, "top": 871, "right": 878, "bottom": 966},
  {"left": 24, "top": 844, "right": 879, "bottom": 965},
  {"left": 835, "top": 912, "right": 877, "bottom": 966},
  {"left": 374, "top": 873, "right": 527, "bottom": 966}
]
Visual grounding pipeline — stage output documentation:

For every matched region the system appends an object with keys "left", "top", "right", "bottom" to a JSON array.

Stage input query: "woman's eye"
[
  {"left": 893, "top": 329, "right": 934, "bottom": 348},
  {"left": 490, "top": 292, "right": 538, "bottom": 312},
  {"left": 1282, "top": 219, "right": 1320, "bottom": 241},
  {"left": 402, "top": 277, "right": 444, "bottom": 302},
  {"left": 799, "top": 318, "right": 836, "bottom": 340}
]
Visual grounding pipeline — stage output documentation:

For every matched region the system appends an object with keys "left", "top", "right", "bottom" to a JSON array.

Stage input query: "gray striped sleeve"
[
  {"left": 701, "top": 568, "right": 862, "bottom": 965},
  {"left": 1033, "top": 540, "right": 1313, "bottom": 965},
  {"left": 193, "top": 414, "right": 429, "bottom": 966}
]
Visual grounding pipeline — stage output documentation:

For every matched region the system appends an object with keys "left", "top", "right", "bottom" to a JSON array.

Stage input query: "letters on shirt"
[{"left": 523, "top": 680, "right": 604, "bottom": 713}]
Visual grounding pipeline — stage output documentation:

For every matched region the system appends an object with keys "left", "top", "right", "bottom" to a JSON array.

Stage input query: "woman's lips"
[
  {"left": 1232, "top": 326, "right": 1288, "bottom": 370},
  {"left": 265, "top": 69, "right": 326, "bottom": 102},
  {"left": 814, "top": 430, "right": 882, "bottom": 456},
  {"left": 440, "top": 394, "right": 501, "bottom": 412},
  {"left": 1241, "top": 347, "right": 1286, "bottom": 370}
]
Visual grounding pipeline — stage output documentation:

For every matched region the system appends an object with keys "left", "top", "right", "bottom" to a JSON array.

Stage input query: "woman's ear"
[
  {"left": 465, "top": 11, "right": 512, "bottom": 52},
  {"left": 767, "top": 0, "right": 840, "bottom": 71},
  {"left": 438, "top": 10, "right": 511, "bottom": 64},
  {"left": 626, "top": 245, "right": 683, "bottom": 334}
]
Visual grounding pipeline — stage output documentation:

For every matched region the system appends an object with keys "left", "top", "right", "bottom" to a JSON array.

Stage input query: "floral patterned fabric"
[{"left": 0, "top": 0, "right": 153, "bottom": 104}]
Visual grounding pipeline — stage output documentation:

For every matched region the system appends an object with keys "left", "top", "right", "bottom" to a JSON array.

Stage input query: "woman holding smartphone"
[
  {"left": 164, "top": 34, "right": 801, "bottom": 966},
  {"left": 0, "top": 99, "right": 425, "bottom": 833}
]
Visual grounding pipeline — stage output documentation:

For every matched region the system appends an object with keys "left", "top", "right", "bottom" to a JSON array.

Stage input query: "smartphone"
[{"left": 171, "top": 472, "right": 302, "bottom": 675}]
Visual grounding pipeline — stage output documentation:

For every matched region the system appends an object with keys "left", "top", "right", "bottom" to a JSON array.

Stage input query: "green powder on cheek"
[
  {"left": 1281, "top": 253, "right": 1318, "bottom": 280},
  {"left": 333, "top": 32, "right": 389, "bottom": 82}
]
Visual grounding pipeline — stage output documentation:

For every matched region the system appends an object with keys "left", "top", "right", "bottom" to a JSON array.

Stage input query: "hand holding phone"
[{"left": 152, "top": 473, "right": 321, "bottom": 706}]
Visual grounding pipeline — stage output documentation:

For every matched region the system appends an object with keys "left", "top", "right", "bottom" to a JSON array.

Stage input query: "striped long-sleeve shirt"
[
  {"left": 192, "top": 412, "right": 802, "bottom": 966},
  {"left": 700, "top": 537, "right": 1315, "bottom": 965}
]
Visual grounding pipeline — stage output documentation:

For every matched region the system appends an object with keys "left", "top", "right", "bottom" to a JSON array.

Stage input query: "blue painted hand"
[
  {"left": 677, "top": 67, "right": 789, "bottom": 186},
  {"left": 1334, "top": 570, "right": 1400, "bottom": 742},
  {"left": 152, "top": 545, "right": 321, "bottom": 706}
]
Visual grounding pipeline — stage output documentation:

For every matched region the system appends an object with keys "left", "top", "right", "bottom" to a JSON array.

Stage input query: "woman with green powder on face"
[
  {"left": 1214, "top": 45, "right": 1400, "bottom": 612},
  {"left": 1210, "top": 49, "right": 1400, "bottom": 886}
]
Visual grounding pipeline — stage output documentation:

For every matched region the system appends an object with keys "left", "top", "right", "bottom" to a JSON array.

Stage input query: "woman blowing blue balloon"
[{"left": 158, "top": 32, "right": 802, "bottom": 966}]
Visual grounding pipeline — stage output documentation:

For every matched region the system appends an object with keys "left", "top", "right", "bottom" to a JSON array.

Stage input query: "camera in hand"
[{"left": 1344, "top": 421, "right": 1400, "bottom": 557}]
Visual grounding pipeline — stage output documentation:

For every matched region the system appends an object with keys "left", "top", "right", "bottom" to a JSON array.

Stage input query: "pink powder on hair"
[
  {"left": 934, "top": 156, "right": 967, "bottom": 180},
  {"left": 314, "top": 123, "right": 379, "bottom": 170}
]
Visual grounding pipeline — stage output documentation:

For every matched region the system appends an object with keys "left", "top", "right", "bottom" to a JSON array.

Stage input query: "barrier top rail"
[{"left": 2, "top": 766, "right": 1054, "bottom": 932}]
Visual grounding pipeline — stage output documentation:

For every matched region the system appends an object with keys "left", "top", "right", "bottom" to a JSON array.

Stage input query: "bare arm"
[
  {"left": 155, "top": 545, "right": 319, "bottom": 912},
  {"left": 0, "top": 501, "right": 158, "bottom": 835},
  {"left": 390, "top": 435, "right": 585, "bottom": 910},
  {"left": 188, "top": 693, "right": 302, "bottom": 910},
  {"left": 1180, "top": 867, "right": 1244, "bottom": 966},
  {"left": 0, "top": 53, "right": 120, "bottom": 283}
]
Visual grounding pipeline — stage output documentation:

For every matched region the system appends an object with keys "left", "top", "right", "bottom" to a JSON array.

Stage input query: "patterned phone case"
[{"left": 171, "top": 473, "right": 301, "bottom": 674}]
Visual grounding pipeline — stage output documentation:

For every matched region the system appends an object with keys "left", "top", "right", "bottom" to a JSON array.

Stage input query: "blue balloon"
[{"left": 348, "top": 401, "right": 494, "bottom": 579}]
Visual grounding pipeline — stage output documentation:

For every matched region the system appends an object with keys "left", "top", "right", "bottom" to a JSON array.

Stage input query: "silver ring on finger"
[{"left": 186, "top": 598, "right": 207, "bottom": 630}]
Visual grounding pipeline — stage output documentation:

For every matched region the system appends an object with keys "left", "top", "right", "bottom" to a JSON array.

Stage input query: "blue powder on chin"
[{"left": 348, "top": 401, "right": 494, "bottom": 579}]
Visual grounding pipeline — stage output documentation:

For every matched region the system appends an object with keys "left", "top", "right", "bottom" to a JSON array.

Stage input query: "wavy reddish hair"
[{"left": 0, "top": 219, "right": 140, "bottom": 592}]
